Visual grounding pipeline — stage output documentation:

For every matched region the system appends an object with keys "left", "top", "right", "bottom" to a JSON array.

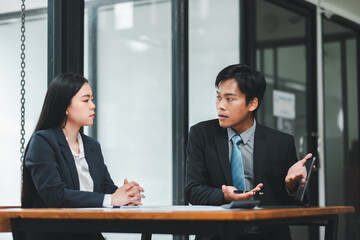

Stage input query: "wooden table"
[{"left": 0, "top": 206, "right": 354, "bottom": 240}]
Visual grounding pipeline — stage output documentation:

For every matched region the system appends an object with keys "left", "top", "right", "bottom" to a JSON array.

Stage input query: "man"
[{"left": 185, "top": 64, "right": 311, "bottom": 240}]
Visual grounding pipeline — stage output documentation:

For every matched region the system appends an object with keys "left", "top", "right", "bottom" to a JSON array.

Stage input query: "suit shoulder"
[
  {"left": 190, "top": 119, "right": 219, "bottom": 131},
  {"left": 258, "top": 124, "right": 294, "bottom": 141},
  {"left": 31, "top": 128, "right": 57, "bottom": 144},
  {"left": 188, "top": 119, "right": 224, "bottom": 144},
  {"left": 33, "top": 128, "right": 55, "bottom": 138},
  {"left": 27, "top": 129, "right": 60, "bottom": 156}
]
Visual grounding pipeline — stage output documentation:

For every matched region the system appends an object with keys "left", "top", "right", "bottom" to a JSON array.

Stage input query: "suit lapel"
[
  {"left": 81, "top": 133, "right": 97, "bottom": 191},
  {"left": 54, "top": 127, "right": 80, "bottom": 190},
  {"left": 215, "top": 125, "right": 232, "bottom": 185},
  {"left": 253, "top": 124, "right": 268, "bottom": 184}
]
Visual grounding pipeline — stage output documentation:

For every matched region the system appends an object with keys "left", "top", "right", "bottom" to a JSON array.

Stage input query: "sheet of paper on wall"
[{"left": 273, "top": 90, "right": 295, "bottom": 119}]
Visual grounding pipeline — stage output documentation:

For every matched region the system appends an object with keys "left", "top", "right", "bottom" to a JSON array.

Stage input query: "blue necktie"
[{"left": 231, "top": 135, "right": 246, "bottom": 191}]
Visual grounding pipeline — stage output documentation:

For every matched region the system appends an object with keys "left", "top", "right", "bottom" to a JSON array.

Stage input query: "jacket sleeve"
[
  {"left": 92, "top": 140, "right": 118, "bottom": 195},
  {"left": 184, "top": 126, "right": 224, "bottom": 206},
  {"left": 286, "top": 136, "right": 298, "bottom": 171},
  {"left": 284, "top": 135, "right": 300, "bottom": 204},
  {"left": 25, "top": 133, "right": 106, "bottom": 207},
  {"left": 102, "top": 162, "right": 118, "bottom": 194}
]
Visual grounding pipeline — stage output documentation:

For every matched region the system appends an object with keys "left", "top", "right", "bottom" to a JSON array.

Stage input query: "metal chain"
[{"left": 20, "top": 0, "right": 26, "bottom": 166}]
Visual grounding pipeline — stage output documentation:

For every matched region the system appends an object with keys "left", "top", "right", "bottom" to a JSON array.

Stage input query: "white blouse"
[{"left": 68, "top": 133, "right": 111, "bottom": 207}]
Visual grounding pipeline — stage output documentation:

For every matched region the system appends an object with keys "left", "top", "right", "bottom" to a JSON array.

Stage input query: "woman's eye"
[{"left": 227, "top": 98, "right": 232, "bottom": 101}]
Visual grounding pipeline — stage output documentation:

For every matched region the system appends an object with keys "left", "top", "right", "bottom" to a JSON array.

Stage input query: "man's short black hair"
[{"left": 215, "top": 64, "right": 266, "bottom": 115}]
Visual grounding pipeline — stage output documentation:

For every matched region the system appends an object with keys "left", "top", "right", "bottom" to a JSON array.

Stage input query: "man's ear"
[{"left": 248, "top": 98, "right": 258, "bottom": 112}]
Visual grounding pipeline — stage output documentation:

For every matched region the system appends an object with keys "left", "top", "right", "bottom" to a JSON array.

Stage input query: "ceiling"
[{"left": 319, "top": 0, "right": 360, "bottom": 24}]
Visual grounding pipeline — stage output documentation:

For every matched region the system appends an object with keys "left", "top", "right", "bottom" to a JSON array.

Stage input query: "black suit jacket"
[
  {"left": 22, "top": 127, "right": 117, "bottom": 240},
  {"left": 185, "top": 119, "right": 298, "bottom": 240},
  {"left": 23, "top": 127, "right": 118, "bottom": 208}
]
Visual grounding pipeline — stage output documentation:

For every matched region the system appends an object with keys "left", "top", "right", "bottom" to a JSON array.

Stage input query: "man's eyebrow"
[{"left": 216, "top": 91, "right": 237, "bottom": 97}]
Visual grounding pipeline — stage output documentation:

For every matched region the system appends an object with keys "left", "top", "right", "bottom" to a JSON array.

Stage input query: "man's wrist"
[
  {"left": 286, "top": 181, "right": 299, "bottom": 193},
  {"left": 222, "top": 192, "right": 231, "bottom": 203}
]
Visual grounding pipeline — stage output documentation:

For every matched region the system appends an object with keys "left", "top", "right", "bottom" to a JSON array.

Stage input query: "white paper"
[
  {"left": 69, "top": 205, "right": 227, "bottom": 212},
  {"left": 273, "top": 90, "right": 296, "bottom": 119}
]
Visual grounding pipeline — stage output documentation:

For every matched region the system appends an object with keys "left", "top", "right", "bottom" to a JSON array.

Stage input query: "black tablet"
[
  {"left": 221, "top": 200, "right": 260, "bottom": 209},
  {"left": 295, "top": 156, "right": 316, "bottom": 203}
]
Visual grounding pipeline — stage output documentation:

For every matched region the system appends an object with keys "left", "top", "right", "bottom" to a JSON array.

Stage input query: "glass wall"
[
  {"left": 85, "top": 0, "right": 172, "bottom": 239},
  {"left": 189, "top": 0, "right": 240, "bottom": 126},
  {"left": 0, "top": 2, "right": 47, "bottom": 240},
  {"left": 323, "top": 18, "right": 359, "bottom": 240},
  {"left": 255, "top": 0, "right": 307, "bottom": 156},
  {"left": 255, "top": 1, "right": 312, "bottom": 239},
  {"left": 0, "top": 1, "right": 359, "bottom": 240},
  {"left": 0, "top": 11, "right": 47, "bottom": 205}
]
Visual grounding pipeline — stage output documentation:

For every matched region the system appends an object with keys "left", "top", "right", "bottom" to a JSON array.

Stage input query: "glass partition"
[
  {"left": 189, "top": 0, "right": 240, "bottom": 126},
  {"left": 0, "top": 3, "right": 47, "bottom": 240},
  {"left": 323, "top": 18, "right": 359, "bottom": 240},
  {"left": 254, "top": 1, "right": 311, "bottom": 239},
  {"left": 85, "top": 1, "right": 172, "bottom": 239},
  {"left": 86, "top": 0, "right": 172, "bottom": 204},
  {"left": 0, "top": 12, "right": 47, "bottom": 206},
  {"left": 255, "top": 0, "right": 307, "bottom": 156}
]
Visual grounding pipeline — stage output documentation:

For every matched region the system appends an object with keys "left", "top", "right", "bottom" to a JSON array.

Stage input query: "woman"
[{"left": 21, "top": 73, "right": 144, "bottom": 239}]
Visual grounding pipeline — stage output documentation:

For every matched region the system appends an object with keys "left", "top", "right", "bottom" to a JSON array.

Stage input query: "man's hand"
[
  {"left": 285, "top": 153, "right": 312, "bottom": 193},
  {"left": 222, "top": 183, "right": 263, "bottom": 203}
]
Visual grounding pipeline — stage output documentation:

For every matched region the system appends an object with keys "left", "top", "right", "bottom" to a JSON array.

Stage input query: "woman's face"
[{"left": 65, "top": 82, "right": 95, "bottom": 128}]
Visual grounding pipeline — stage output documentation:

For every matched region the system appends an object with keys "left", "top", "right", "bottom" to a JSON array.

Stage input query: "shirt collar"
[
  {"left": 227, "top": 119, "right": 257, "bottom": 145},
  {"left": 70, "top": 132, "right": 85, "bottom": 157}
]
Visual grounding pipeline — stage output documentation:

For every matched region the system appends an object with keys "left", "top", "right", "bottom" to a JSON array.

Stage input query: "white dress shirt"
[{"left": 69, "top": 133, "right": 112, "bottom": 207}]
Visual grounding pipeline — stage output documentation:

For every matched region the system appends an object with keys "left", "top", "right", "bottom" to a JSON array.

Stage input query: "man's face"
[{"left": 216, "top": 79, "right": 257, "bottom": 133}]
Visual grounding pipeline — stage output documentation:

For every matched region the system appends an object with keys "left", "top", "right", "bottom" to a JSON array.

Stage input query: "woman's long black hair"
[{"left": 21, "top": 73, "right": 88, "bottom": 207}]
